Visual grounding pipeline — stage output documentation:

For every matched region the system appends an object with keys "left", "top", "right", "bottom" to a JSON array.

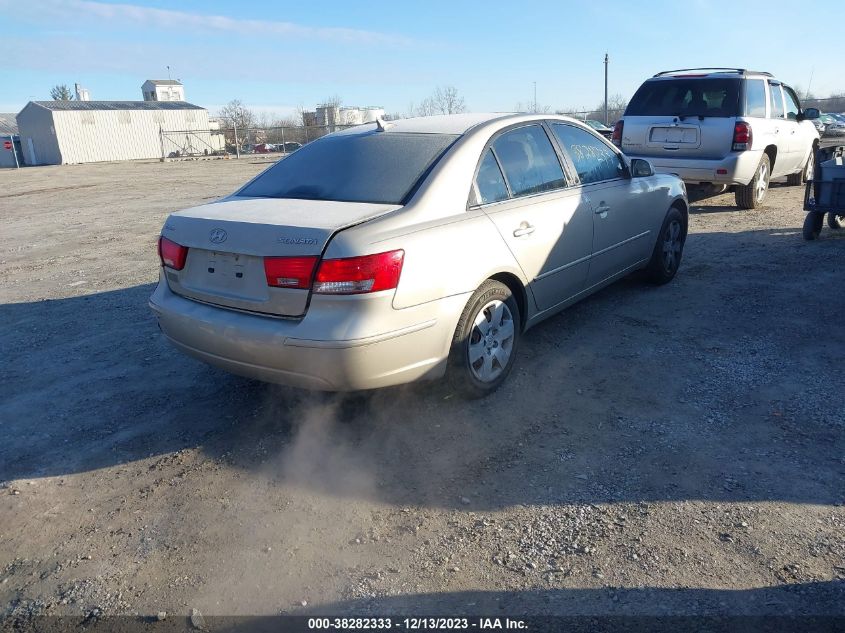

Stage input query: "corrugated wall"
[
  {"left": 53, "top": 108, "right": 212, "bottom": 164},
  {"left": 16, "top": 104, "right": 62, "bottom": 165}
]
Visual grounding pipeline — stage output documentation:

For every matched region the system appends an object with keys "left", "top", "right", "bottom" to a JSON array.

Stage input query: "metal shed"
[{"left": 16, "top": 101, "right": 214, "bottom": 165}]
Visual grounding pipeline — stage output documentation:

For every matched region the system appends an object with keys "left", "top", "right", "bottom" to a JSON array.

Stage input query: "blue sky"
[{"left": 0, "top": 0, "right": 840, "bottom": 117}]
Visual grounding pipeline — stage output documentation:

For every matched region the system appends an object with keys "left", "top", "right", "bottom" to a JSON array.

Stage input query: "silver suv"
[{"left": 613, "top": 68, "right": 820, "bottom": 209}]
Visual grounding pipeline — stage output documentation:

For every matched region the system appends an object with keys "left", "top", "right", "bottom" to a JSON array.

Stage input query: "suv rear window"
[
  {"left": 237, "top": 131, "right": 458, "bottom": 205},
  {"left": 626, "top": 78, "right": 741, "bottom": 118}
]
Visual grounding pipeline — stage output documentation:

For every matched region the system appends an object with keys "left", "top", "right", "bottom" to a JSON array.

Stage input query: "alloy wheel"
[
  {"left": 662, "top": 219, "right": 683, "bottom": 273},
  {"left": 467, "top": 300, "right": 515, "bottom": 383},
  {"left": 756, "top": 162, "right": 769, "bottom": 203}
]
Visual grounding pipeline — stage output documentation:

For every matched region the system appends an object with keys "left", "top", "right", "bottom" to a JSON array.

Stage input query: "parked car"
[
  {"left": 613, "top": 68, "right": 820, "bottom": 209},
  {"left": 810, "top": 118, "right": 826, "bottom": 135},
  {"left": 583, "top": 119, "right": 613, "bottom": 139},
  {"left": 282, "top": 141, "right": 303, "bottom": 153},
  {"left": 822, "top": 113, "right": 845, "bottom": 137},
  {"left": 150, "top": 113, "right": 688, "bottom": 397},
  {"left": 252, "top": 143, "right": 275, "bottom": 153}
]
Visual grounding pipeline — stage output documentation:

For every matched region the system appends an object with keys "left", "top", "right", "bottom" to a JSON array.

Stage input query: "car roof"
[{"left": 330, "top": 112, "right": 595, "bottom": 137}]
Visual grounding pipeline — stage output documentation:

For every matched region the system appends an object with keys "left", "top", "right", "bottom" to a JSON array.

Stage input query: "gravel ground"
[{"left": 0, "top": 155, "right": 843, "bottom": 628}]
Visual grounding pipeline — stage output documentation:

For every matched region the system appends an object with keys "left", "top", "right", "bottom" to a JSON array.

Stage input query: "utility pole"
[
  {"left": 604, "top": 53, "right": 609, "bottom": 126},
  {"left": 533, "top": 81, "right": 537, "bottom": 113}
]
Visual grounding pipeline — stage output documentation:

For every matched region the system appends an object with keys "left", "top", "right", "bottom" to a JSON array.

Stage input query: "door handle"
[
  {"left": 512, "top": 223, "right": 535, "bottom": 237},
  {"left": 594, "top": 204, "right": 611, "bottom": 216}
]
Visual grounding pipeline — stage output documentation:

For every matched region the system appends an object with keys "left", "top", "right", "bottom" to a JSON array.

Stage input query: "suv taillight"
[
  {"left": 611, "top": 120, "right": 624, "bottom": 147},
  {"left": 313, "top": 250, "right": 404, "bottom": 295},
  {"left": 158, "top": 237, "right": 188, "bottom": 270},
  {"left": 732, "top": 122, "right": 752, "bottom": 151}
]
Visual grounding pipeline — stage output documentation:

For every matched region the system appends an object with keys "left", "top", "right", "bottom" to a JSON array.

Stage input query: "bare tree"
[
  {"left": 50, "top": 84, "right": 74, "bottom": 101},
  {"left": 416, "top": 86, "right": 466, "bottom": 116},
  {"left": 218, "top": 99, "right": 256, "bottom": 131},
  {"left": 514, "top": 101, "right": 551, "bottom": 114},
  {"left": 416, "top": 97, "right": 436, "bottom": 117},
  {"left": 432, "top": 85, "right": 466, "bottom": 114},
  {"left": 320, "top": 94, "right": 343, "bottom": 108},
  {"left": 218, "top": 100, "right": 257, "bottom": 149}
]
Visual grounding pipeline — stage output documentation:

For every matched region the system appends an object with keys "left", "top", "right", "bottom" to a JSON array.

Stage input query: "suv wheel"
[
  {"left": 735, "top": 154, "right": 770, "bottom": 209},
  {"left": 449, "top": 280, "right": 520, "bottom": 398},
  {"left": 787, "top": 151, "right": 814, "bottom": 186}
]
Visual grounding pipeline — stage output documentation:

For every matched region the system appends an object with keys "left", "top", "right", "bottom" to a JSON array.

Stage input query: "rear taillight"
[
  {"left": 313, "top": 250, "right": 404, "bottom": 295},
  {"left": 263, "top": 256, "right": 318, "bottom": 289},
  {"left": 611, "top": 120, "right": 624, "bottom": 147},
  {"left": 158, "top": 236, "right": 188, "bottom": 270},
  {"left": 732, "top": 122, "right": 752, "bottom": 151}
]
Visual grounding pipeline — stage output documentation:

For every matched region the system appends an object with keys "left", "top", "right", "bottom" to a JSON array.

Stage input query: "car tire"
[
  {"left": 786, "top": 151, "right": 814, "bottom": 186},
  {"left": 645, "top": 206, "right": 686, "bottom": 285},
  {"left": 828, "top": 213, "right": 845, "bottom": 230},
  {"left": 735, "top": 153, "right": 771, "bottom": 209},
  {"left": 803, "top": 212, "right": 823, "bottom": 240},
  {"left": 448, "top": 280, "right": 520, "bottom": 399}
]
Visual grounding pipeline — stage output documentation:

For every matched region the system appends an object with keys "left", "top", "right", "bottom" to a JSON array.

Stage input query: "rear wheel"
[
  {"left": 803, "top": 212, "right": 823, "bottom": 240},
  {"left": 787, "top": 151, "right": 814, "bottom": 186},
  {"left": 645, "top": 207, "right": 686, "bottom": 284},
  {"left": 448, "top": 280, "right": 520, "bottom": 398},
  {"left": 829, "top": 213, "right": 845, "bottom": 230},
  {"left": 735, "top": 154, "right": 770, "bottom": 209}
]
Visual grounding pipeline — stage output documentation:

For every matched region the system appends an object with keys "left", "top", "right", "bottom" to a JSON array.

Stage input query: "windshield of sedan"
[
  {"left": 626, "top": 78, "right": 741, "bottom": 118},
  {"left": 236, "top": 131, "right": 459, "bottom": 205}
]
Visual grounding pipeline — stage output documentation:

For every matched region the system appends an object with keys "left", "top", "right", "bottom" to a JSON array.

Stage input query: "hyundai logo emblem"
[{"left": 209, "top": 228, "right": 228, "bottom": 244}]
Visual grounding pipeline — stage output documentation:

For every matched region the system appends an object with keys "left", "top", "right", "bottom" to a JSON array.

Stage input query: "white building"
[
  {"left": 142, "top": 79, "right": 185, "bottom": 102},
  {"left": 16, "top": 100, "right": 216, "bottom": 165},
  {"left": 315, "top": 105, "right": 385, "bottom": 128}
]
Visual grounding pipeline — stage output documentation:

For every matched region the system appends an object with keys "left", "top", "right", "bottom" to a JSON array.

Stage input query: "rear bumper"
[
  {"left": 628, "top": 150, "right": 763, "bottom": 186},
  {"left": 149, "top": 278, "right": 469, "bottom": 391}
]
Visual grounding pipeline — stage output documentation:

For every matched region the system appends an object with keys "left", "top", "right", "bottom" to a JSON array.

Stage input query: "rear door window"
[
  {"left": 626, "top": 78, "right": 741, "bottom": 117},
  {"left": 769, "top": 83, "right": 785, "bottom": 119},
  {"left": 744, "top": 79, "right": 767, "bottom": 118},
  {"left": 473, "top": 149, "right": 509, "bottom": 205},
  {"left": 550, "top": 124, "right": 625, "bottom": 184},
  {"left": 782, "top": 86, "right": 801, "bottom": 121},
  {"left": 492, "top": 125, "right": 567, "bottom": 198}
]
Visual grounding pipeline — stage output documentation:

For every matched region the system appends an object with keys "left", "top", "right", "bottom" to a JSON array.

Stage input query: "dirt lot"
[{"left": 1, "top": 155, "right": 843, "bottom": 627}]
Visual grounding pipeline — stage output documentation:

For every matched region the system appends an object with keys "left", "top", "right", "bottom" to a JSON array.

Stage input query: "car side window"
[
  {"left": 782, "top": 87, "right": 800, "bottom": 121},
  {"left": 550, "top": 123, "right": 625, "bottom": 185},
  {"left": 491, "top": 125, "right": 567, "bottom": 198},
  {"left": 744, "top": 79, "right": 767, "bottom": 118},
  {"left": 473, "top": 149, "right": 509, "bottom": 205},
  {"left": 769, "top": 83, "right": 784, "bottom": 119}
]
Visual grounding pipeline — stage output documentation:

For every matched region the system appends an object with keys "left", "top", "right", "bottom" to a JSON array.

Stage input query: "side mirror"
[
  {"left": 630, "top": 158, "right": 654, "bottom": 178},
  {"left": 803, "top": 107, "right": 820, "bottom": 120}
]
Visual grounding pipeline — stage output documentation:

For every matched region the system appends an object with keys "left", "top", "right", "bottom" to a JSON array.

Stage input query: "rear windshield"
[
  {"left": 626, "top": 78, "right": 741, "bottom": 118},
  {"left": 236, "top": 131, "right": 458, "bottom": 205}
]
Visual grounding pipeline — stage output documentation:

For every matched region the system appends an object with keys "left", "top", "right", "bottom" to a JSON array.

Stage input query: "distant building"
[
  {"left": 0, "top": 113, "right": 21, "bottom": 168},
  {"left": 314, "top": 105, "right": 385, "bottom": 130},
  {"left": 16, "top": 100, "right": 216, "bottom": 165},
  {"left": 142, "top": 79, "right": 185, "bottom": 102},
  {"left": 74, "top": 83, "right": 91, "bottom": 101}
]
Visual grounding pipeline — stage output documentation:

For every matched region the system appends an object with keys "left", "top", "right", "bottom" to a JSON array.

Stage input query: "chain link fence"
[{"left": 159, "top": 124, "right": 357, "bottom": 160}]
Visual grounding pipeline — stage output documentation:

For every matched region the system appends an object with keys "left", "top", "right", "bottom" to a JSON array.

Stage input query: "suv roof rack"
[{"left": 653, "top": 68, "right": 773, "bottom": 78}]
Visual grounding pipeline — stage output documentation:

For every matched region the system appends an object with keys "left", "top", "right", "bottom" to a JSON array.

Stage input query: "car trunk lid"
[{"left": 161, "top": 197, "right": 400, "bottom": 317}]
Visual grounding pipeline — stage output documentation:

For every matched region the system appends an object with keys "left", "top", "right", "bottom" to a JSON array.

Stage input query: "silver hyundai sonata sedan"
[{"left": 150, "top": 113, "right": 688, "bottom": 397}]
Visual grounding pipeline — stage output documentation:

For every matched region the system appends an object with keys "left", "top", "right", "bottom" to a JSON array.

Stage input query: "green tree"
[{"left": 50, "top": 84, "right": 74, "bottom": 101}]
